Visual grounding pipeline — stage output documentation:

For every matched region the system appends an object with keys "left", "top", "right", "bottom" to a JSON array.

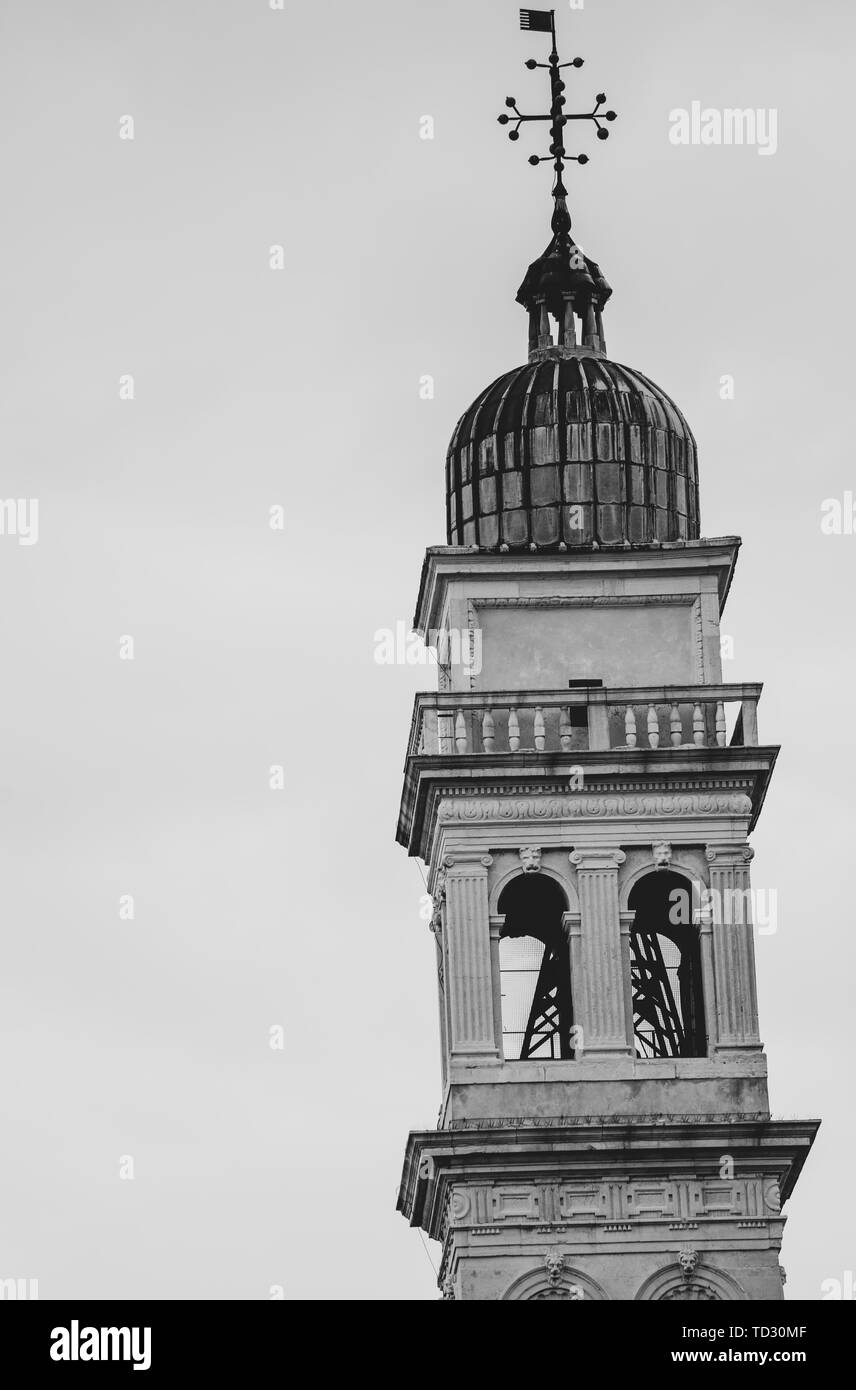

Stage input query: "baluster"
[
  {"left": 670, "top": 703, "right": 682, "bottom": 747},
  {"left": 624, "top": 705, "right": 637, "bottom": 749},
  {"left": 559, "top": 708, "right": 573, "bottom": 753},
  {"left": 692, "top": 703, "right": 705, "bottom": 747},
  {"left": 438, "top": 712, "right": 454, "bottom": 756},
  {"left": 482, "top": 708, "right": 495, "bottom": 753},
  {"left": 715, "top": 701, "right": 726, "bottom": 748},
  {"left": 534, "top": 706, "right": 546, "bottom": 752},
  {"left": 647, "top": 704, "right": 660, "bottom": 749},
  {"left": 508, "top": 708, "right": 520, "bottom": 753},
  {"left": 455, "top": 709, "right": 469, "bottom": 754}
]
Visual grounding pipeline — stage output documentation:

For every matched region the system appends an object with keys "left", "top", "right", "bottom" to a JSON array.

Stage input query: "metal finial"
[{"left": 497, "top": 9, "right": 617, "bottom": 234}]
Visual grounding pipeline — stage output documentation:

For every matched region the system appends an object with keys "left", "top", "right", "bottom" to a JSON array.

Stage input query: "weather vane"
[{"left": 498, "top": 8, "right": 617, "bottom": 212}]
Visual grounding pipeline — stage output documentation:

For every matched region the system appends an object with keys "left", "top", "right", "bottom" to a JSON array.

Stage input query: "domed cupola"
[
  {"left": 446, "top": 352, "right": 699, "bottom": 551},
  {"left": 446, "top": 23, "right": 699, "bottom": 552}
]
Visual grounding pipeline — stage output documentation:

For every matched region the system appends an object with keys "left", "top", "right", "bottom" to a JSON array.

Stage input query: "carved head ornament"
[
  {"left": 653, "top": 841, "right": 672, "bottom": 869},
  {"left": 519, "top": 846, "right": 542, "bottom": 874}
]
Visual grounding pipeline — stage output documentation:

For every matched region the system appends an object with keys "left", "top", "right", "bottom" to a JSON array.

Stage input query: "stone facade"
[
  {"left": 401, "top": 1117, "right": 802, "bottom": 1300},
  {"left": 396, "top": 541, "right": 818, "bottom": 1300}
]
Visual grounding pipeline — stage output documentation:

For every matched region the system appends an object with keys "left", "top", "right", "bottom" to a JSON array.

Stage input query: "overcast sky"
[{"left": 0, "top": 0, "right": 852, "bottom": 1300}]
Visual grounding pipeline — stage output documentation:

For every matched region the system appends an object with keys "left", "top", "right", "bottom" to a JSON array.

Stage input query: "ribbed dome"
[{"left": 446, "top": 350, "right": 699, "bottom": 550}]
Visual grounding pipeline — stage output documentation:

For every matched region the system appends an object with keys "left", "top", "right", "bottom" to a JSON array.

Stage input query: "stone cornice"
[
  {"left": 413, "top": 537, "right": 743, "bottom": 634},
  {"left": 397, "top": 1118, "right": 820, "bottom": 1240},
  {"left": 445, "top": 1113, "right": 767, "bottom": 1129},
  {"left": 397, "top": 750, "right": 777, "bottom": 858},
  {"left": 468, "top": 593, "right": 701, "bottom": 609}
]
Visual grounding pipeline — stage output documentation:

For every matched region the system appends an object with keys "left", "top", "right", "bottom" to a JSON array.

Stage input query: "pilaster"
[
  {"left": 569, "top": 847, "right": 632, "bottom": 1055},
  {"left": 706, "top": 843, "right": 761, "bottom": 1051},
  {"left": 444, "top": 853, "right": 500, "bottom": 1059}
]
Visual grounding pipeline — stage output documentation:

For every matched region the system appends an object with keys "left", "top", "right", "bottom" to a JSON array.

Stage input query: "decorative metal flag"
[{"left": 519, "top": 8, "right": 554, "bottom": 32}]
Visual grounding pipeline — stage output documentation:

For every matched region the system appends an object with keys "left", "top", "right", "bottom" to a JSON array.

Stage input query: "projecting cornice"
[
  {"left": 413, "top": 537, "right": 742, "bottom": 636},
  {"left": 397, "top": 752, "right": 777, "bottom": 860},
  {"left": 397, "top": 1118, "right": 821, "bottom": 1242}
]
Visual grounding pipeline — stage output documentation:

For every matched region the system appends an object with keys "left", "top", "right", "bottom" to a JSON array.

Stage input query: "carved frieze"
[
  {"left": 450, "top": 1189, "right": 471, "bottom": 1223},
  {"left": 437, "top": 793, "right": 753, "bottom": 823},
  {"left": 439, "top": 1176, "right": 778, "bottom": 1234},
  {"left": 493, "top": 1188, "right": 538, "bottom": 1221}
]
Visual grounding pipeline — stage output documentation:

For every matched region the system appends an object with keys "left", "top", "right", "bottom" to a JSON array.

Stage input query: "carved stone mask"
[{"left": 519, "top": 846, "right": 542, "bottom": 874}]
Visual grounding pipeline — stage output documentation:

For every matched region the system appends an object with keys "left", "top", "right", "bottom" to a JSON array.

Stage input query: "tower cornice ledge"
[
  {"left": 413, "top": 536, "right": 742, "bottom": 635},
  {"left": 397, "top": 752, "right": 777, "bottom": 860},
  {"left": 397, "top": 1118, "right": 821, "bottom": 1241}
]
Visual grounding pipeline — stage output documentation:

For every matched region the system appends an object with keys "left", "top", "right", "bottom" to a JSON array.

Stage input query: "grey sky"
[{"left": 0, "top": 0, "right": 852, "bottom": 1298}]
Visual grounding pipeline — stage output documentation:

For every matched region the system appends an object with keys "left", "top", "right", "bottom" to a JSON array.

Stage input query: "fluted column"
[
  {"left": 706, "top": 844, "right": 761, "bottom": 1050},
  {"left": 444, "top": 854, "right": 499, "bottom": 1059},
  {"left": 569, "top": 848, "right": 632, "bottom": 1055}
]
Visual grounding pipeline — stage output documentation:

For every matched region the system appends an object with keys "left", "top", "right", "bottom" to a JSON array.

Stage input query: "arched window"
[
  {"left": 498, "top": 875, "right": 573, "bottom": 1060},
  {"left": 628, "top": 871, "right": 706, "bottom": 1059}
]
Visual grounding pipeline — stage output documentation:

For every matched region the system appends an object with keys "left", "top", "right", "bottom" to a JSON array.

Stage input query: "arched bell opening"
[
  {"left": 628, "top": 870, "right": 706, "bottom": 1059},
  {"left": 497, "top": 874, "right": 574, "bottom": 1060}
]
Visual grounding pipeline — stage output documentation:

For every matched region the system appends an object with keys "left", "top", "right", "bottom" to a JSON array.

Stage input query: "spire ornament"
[{"left": 497, "top": 10, "right": 618, "bottom": 361}]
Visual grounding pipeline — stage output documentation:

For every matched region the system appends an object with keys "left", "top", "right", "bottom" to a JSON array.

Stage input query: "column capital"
[
  {"left": 570, "top": 848, "right": 626, "bottom": 872},
  {"left": 444, "top": 852, "right": 494, "bottom": 873},
  {"left": 705, "top": 843, "right": 754, "bottom": 865}
]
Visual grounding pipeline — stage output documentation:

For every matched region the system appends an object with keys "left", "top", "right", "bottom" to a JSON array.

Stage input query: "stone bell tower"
[{"left": 395, "top": 12, "right": 818, "bottom": 1301}]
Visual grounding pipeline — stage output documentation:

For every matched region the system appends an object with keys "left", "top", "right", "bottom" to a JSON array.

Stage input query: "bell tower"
[{"left": 395, "top": 10, "right": 818, "bottom": 1302}]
